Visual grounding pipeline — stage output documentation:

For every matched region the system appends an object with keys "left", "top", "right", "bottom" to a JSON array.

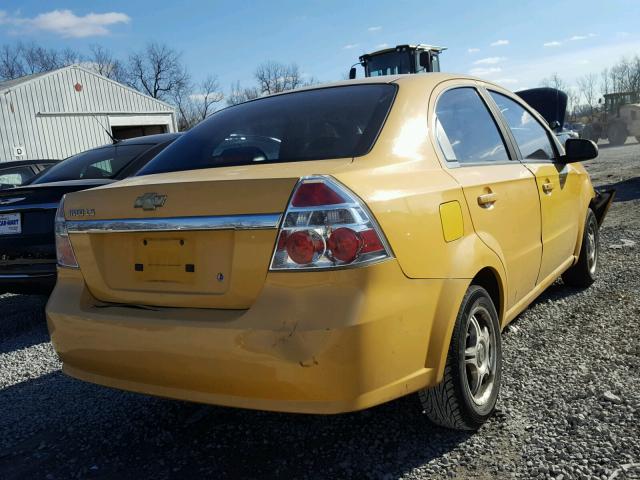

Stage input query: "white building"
[{"left": 0, "top": 65, "right": 177, "bottom": 161}]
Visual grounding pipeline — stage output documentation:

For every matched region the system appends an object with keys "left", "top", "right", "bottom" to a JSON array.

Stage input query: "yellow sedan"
[{"left": 47, "top": 74, "right": 608, "bottom": 430}]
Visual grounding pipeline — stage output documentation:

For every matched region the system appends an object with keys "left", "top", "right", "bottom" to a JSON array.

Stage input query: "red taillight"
[
  {"left": 270, "top": 176, "right": 392, "bottom": 270},
  {"left": 285, "top": 230, "right": 325, "bottom": 264},
  {"left": 291, "top": 182, "right": 346, "bottom": 207},
  {"left": 327, "top": 228, "right": 362, "bottom": 262},
  {"left": 359, "top": 229, "right": 385, "bottom": 254},
  {"left": 54, "top": 196, "right": 79, "bottom": 268}
]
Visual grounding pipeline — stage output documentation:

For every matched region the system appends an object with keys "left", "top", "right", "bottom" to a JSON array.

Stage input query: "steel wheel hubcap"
[
  {"left": 587, "top": 221, "right": 598, "bottom": 274},
  {"left": 464, "top": 306, "right": 497, "bottom": 406}
]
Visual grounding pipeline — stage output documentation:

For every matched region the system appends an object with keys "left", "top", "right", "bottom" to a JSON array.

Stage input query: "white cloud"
[
  {"left": 367, "top": 26, "right": 382, "bottom": 32},
  {"left": 494, "top": 78, "right": 519, "bottom": 85},
  {"left": 490, "top": 39, "right": 509, "bottom": 47},
  {"left": 343, "top": 43, "right": 359, "bottom": 50},
  {"left": 570, "top": 35, "right": 588, "bottom": 41},
  {"left": 473, "top": 56, "right": 506, "bottom": 65},
  {"left": 375, "top": 43, "right": 389, "bottom": 49},
  {"left": 0, "top": 9, "right": 130, "bottom": 37},
  {"left": 467, "top": 48, "right": 480, "bottom": 53},
  {"left": 543, "top": 41, "right": 562, "bottom": 47},
  {"left": 486, "top": 39, "right": 640, "bottom": 90},
  {"left": 469, "top": 67, "right": 502, "bottom": 76}
]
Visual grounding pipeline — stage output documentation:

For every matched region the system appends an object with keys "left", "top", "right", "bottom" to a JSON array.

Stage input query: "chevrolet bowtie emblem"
[{"left": 134, "top": 193, "right": 167, "bottom": 211}]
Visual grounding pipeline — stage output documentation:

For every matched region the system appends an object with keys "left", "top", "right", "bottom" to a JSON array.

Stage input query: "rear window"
[
  {"left": 32, "top": 144, "right": 151, "bottom": 184},
  {"left": 138, "top": 84, "right": 397, "bottom": 175}
]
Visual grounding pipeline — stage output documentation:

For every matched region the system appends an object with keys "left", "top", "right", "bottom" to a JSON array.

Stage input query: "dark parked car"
[
  {"left": 0, "top": 159, "right": 58, "bottom": 190},
  {"left": 0, "top": 133, "right": 180, "bottom": 294}
]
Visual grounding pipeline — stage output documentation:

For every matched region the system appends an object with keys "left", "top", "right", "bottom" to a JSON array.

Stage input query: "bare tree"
[
  {"left": 0, "top": 43, "right": 25, "bottom": 80},
  {"left": 174, "top": 75, "right": 224, "bottom": 130},
  {"left": 566, "top": 87, "right": 581, "bottom": 121},
  {"left": 540, "top": 72, "right": 567, "bottom": 92},
  {"left": 0, "top": 42, "right": 80, "bottom": 79},
  {"left": 87, "top": 44, "right": 126, "bottom": 82},
  {"left": 226, "top": 80, "right": 261, "bottom": 106},
  {"left": 127, "top": 42, "right": 190, "bottom": 101},
  {"left": 254, "top": 61, "right": 303, "bottom": 95},
  {"left": 577, "top": 73, "right": 599, "bottom": 115}
]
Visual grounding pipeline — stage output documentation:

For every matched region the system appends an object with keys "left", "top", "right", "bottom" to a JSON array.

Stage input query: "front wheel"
[
  {"left": 419, "top": 285, "right": 502, "bottom": 430},
  {"left": 562, "top": 209, "right": 599, "bottom": 288}
]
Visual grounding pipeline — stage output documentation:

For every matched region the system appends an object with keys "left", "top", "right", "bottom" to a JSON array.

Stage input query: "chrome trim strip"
[
  {"left": 0, "top": 202, "right": 59, "bottom": 213},
  {"left": 66, "top": 213, "right": 282, "bottom": 233}
]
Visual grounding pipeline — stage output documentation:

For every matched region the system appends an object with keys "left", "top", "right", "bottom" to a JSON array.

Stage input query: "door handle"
[
  {"left": 477, "top": 192, "right": 498, "bottom": 206},
  {"left": 542, "top": 182, "right": 554, "bottom": 194}
]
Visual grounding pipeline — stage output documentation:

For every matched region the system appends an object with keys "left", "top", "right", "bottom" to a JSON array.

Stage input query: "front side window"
[
  {"left": 139, "top": 84, "right": 396, "bottom": 176},
  {"left": 435, "top": 87, "right": 510, "bottom": 164},
  {"left": 489, "top": 91, "right": 556, "bottom": 161},
  {"left": 32, "top": 144, "right": 150, "bottom": 184}
]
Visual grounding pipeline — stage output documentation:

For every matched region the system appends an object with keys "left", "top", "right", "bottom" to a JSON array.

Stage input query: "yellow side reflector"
[{"left": 439, "top": 201, "right": 463, "bottom": 242}]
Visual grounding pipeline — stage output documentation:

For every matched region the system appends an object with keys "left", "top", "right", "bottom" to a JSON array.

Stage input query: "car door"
[
  {"left": 433, "top": 85, "right": 542, "bottom": 310},
  {"left": 486, "top": 90, "right": 581, "bottom": 284}
]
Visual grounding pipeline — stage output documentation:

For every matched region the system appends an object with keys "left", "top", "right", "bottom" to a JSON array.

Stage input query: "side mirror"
[
  {"left": 419, "top": 51, "right": 431, "bottom": 70},
  {"left": 562, "top": 138, "right": 598, "bottom": 163},
  {"left": 349, "top": 67, "right": 356, "bottom": 80}
]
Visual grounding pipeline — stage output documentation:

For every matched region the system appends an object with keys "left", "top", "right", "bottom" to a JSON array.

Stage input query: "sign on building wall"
[{"left": 13, "top": 146, "right": 26, "bottom": 159}]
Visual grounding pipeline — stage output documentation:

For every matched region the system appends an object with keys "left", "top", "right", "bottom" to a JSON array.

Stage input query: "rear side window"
[
  {"left": 32, "top": 144, "right": 150, "bottom": 184},
  {"left": 138, "top": 84, "right": 396, "bottom": 175},
  {"left": 0, "top": 166, "right": 34, "bottom": 188},
  {"left": 489, "top": 91, "right": 556, "bottom": 160},
  {"left": 435, "top": 88, "right": 510, "bottom": 164}
]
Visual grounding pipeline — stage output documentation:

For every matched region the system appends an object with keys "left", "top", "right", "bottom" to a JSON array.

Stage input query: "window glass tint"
[
  {"left": 0, "top": 166, "right": 34, "bottom": 188},
  {"left": 435, "top": 88, "right": 509, "bottom": 163},
  {"left": 367, "top": 51, "right": 412, "bottom": 76},
  {"left": 489, "top": 91, "right": 556, "bottom": 160},
  {"left": 33, "top": 144, "right": 150, "bottom": 184},
  {"left": 138, "top": 85, "right": 396, "bottom": 176}
]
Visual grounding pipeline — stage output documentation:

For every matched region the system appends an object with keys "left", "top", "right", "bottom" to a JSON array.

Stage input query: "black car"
[
  {"left": 0, "top": 159, "right": 58, "bottom": 190},
  {"left": 0, "top": 133, "right": 180, "bottom": 294}
]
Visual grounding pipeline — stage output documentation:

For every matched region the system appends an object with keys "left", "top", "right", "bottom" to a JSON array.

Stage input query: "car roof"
[
  {"left": 0, "top": 159, "right": 58, "bottom": 169},
  {"left": 116, "top": 132, "right": 182, "bottom": 146},
  {"left": 249, "top": 73, "right": 488, "bottom": 97}
]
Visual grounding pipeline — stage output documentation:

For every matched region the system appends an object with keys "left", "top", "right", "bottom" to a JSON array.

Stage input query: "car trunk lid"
[{"left": 63, "top": 160, "right": 351, "bottom": 309}]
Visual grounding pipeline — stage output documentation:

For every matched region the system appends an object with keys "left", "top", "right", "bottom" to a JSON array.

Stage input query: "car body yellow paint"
[
  {"left": 46, "top": 74, "right": 596, "bottom": 414},
  {"left": 439, "top": 201, "right": 464, "bottom": 242}
]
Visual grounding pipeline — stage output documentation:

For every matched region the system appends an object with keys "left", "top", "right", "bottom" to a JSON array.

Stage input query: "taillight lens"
[
  {"left": 270, "top": 176, "right": 392, "bottom": 270},
  {"left": 55, "top": 196, "right": 78, "bottom": 268}
]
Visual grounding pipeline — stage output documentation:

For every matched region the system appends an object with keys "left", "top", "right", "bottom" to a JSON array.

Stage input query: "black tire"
[
  {"left": 419, "top": 285, "right": 502, "bottom": 430},
  {"left": 562, "top": 209, "right": 599, "bottom": 288},
  {"left": 607, "top": 123, "right": 628, "bottom": 146}
]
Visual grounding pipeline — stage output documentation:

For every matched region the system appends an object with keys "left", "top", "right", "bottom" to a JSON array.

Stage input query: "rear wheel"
[
  {"left": 607, "top": 123, "right": 628, "bottom": 146},
  {"left": 419, "top": 285, "right": 502, "bottom": 430},
  {"left": 562, "top": 209, "right": 599, "bottom": 288}
]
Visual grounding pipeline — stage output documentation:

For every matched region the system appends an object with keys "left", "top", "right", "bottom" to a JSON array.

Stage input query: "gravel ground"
[{"left": 1, "top": 140, "right": 639, "bottom": 480}]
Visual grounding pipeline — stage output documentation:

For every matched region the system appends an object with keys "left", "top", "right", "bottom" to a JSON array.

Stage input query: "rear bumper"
[
  {"left": 0, "top": 265, "right": 56, "bottom": 294},
  {"left": 46, "top": 262, "right": 468, "bottom": 414}
]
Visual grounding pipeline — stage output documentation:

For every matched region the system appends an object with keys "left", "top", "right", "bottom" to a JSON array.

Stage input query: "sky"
[{"left": 1, "top": 0, "right": 639, "bottom": 95}]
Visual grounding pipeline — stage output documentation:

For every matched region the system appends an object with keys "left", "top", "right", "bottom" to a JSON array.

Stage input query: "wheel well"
[{"left": 471, "top": 268, "right": 502, "bottom": 320}]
